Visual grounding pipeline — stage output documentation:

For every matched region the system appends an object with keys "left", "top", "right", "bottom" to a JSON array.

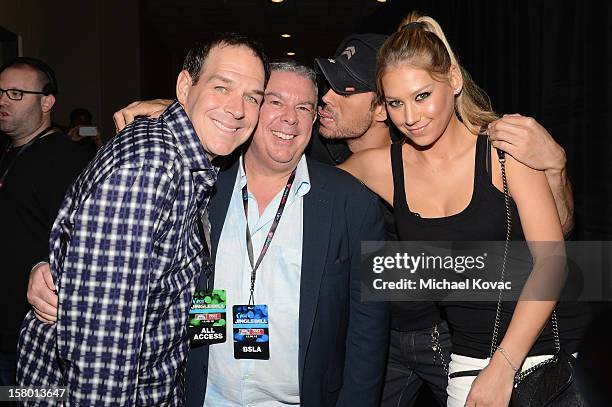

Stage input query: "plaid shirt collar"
[{"left": 162, "top": 101, "right": 217, "bottom": 173}]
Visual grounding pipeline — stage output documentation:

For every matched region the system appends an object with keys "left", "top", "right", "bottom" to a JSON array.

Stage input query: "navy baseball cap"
[{"left": 314, "top": 33, "right": 387, "bottom": 95}]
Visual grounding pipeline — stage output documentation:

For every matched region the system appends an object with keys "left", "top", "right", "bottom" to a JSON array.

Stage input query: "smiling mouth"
[
  {"left": 406, "top": 122, "right": 430, "bottom": 135},
  {"left": 212, "top": 119, "right": 238, "bottom": 133},
  {"left": 272, "top": 130, "right": 296, "bottom": 140}
]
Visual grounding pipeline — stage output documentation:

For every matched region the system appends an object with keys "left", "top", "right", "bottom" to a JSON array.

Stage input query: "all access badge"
[{"left": 189, "top": 289, "right": 227, "bottom": 347}]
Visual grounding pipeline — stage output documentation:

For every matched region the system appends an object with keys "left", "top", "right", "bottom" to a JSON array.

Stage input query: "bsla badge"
[{"left": 233, "top": 304, "right": 270, "bottom": 360}]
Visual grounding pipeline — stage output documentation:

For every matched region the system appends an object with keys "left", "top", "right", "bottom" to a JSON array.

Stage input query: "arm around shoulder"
[{"left": 488, "top": 114, "right": 574, "bottom": 236}]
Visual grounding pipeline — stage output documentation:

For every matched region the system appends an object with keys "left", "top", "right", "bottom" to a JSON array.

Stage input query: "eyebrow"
[
  {"left": 206, "top": 75, "right": 235, "bottom": 83},
  {"left": 265, "top": 91, "right": 283, "bottom": 99},
  {"left": 208, "top": 74, "right": 264, "bottom": 96},
  {"left": 265, "top": 91, "right": 315, "bottom": 107},
  {"left": 385, "top": 84, "right": 433, "bottom": 99},
  {"left": 206, "top": 74, "right": 234, "bottom": 85}
]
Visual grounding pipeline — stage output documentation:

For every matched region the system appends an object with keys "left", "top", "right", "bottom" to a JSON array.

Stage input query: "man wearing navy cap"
[{"left": 310, "top": 34, "right": 393, "bottom": 165}]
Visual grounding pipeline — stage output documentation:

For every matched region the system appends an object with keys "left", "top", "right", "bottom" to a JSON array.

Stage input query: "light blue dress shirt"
[{"left": 204, "top": 155, "right": 311, "bottom": 407}]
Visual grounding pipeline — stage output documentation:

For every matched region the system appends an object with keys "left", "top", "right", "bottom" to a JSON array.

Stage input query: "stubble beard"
[{"left": 319, "top": 112, "right": 372, "bottom": 141}]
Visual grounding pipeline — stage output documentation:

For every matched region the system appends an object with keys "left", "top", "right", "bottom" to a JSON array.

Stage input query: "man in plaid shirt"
[{"left": 17, "top": 33, "right": 268, "bottom": 406}]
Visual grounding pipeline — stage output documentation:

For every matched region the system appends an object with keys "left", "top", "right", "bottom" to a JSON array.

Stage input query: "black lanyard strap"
[
  {"left": 0, "top": 126, "right": 54, "bottom": 188},
  {"left": 242, "top": 168, "right": 297, "bottom": 305},
  {"left": 196, "top": 215, "right": 214, "bottom": 292}
]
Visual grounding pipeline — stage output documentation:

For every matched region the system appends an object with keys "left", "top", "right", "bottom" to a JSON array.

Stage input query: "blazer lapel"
[
  {"left": 208, "top": 160, "right": 239, "bottom": 261},
  {"left": 299, "top": 158, "right": 332, "bottom": 389}
]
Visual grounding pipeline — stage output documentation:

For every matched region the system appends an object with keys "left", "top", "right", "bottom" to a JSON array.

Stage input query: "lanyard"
[
  {"left": 0, "top": 126, "right": 54, "bottom": 188},
  {"left": 242, "top": 168, "right": 297, "bottom": 305},
  {"left": 196, "top": 215, "right": 214, "bottom": 291}
]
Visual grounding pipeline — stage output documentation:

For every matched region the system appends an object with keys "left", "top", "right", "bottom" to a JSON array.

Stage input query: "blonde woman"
[{"left": 339, "top": 12, "right": 573, "bottom": 406}]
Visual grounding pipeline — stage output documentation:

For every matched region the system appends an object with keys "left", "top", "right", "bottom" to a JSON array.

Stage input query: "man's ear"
[
  {"left": 40, "top": 94, "right": 55, "bottom": 113},
  {"left": 176, "top": 70, "right": 193, "bottom": 105},
  {"left": 373, "top": 102, "right": 387, "bottom": 123},
  {"left": 449, "top": 65, "right": 463, "bottom": 96}
]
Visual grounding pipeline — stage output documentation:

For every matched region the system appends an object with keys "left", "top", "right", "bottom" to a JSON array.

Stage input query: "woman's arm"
[{"left": 465, "top": 152, "right": 565, "bottom": 407}]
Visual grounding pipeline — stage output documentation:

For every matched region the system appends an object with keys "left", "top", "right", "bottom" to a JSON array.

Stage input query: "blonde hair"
[{"left": 376, "top": 11, "right": 498, "bottom": 135}]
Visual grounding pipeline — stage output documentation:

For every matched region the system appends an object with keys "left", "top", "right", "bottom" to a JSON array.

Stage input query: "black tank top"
[
  {"left": 390, "top": 135, "right": 580, "bottom": 358},
  {"left": 387, "top": 137, "right": 441, "bottom": 330}
]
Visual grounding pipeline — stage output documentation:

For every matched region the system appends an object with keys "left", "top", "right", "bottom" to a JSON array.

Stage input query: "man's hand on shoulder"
[
  {"left": 113, "top": 99, "right": 172, "bottom": 134},
  {"left": 488, "top": 114, "right": 566, "bottom": 172},
  {"left": 489, "top": 114, "right": 574, "bottom": 236},
  {"left": 27, "top": 262, "right": 58, "bottom": 324}
]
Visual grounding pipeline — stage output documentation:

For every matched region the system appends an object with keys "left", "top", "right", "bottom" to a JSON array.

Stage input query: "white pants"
[{"left": 446, "top": 353, "right": 555, "bottom": 407}]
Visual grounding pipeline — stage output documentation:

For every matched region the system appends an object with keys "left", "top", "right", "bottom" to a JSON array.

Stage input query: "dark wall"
[
  {"left": 1, "top": 0, "right": 140, "bottom": 139},
  {"left": 0, "top": 27, "right": 19, "bottom": 66}
]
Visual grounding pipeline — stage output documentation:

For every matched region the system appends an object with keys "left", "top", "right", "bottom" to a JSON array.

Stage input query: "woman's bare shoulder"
[{"left": 338, "top": 145, "right": 393, "bottom": 182}]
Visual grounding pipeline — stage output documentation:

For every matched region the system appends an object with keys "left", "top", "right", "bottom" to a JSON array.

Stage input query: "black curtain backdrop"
[{"left": 361, "top": 0, "right": 612, "bottom": 240}]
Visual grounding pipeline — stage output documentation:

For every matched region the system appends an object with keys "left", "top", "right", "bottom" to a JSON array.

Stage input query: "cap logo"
[
  {"left": 328, "top": 59, "right": 335, "bottom": 63},
  {"left": 345, "top": 87, "right": 355, "bottom": 92},
  {"left": 341, "top": 46, "right": 356, "bottom": 59}
]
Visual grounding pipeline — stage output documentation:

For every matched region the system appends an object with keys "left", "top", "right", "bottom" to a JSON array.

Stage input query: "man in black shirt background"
[
  {"left": 66, "top": 107, "right": 104, "bottom": 154},
  {"left": 0, "top": 57, "right": 94, "bottom": 385}
]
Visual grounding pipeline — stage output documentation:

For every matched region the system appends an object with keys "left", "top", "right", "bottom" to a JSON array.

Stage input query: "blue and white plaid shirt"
[{"left": 17, "top": 101, "right": 218, "bottom": 406}]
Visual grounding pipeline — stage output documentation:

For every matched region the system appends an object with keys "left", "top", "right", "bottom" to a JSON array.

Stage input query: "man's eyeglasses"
[{"left": 0, "top": 88, "right": 47, "bottom": 101}]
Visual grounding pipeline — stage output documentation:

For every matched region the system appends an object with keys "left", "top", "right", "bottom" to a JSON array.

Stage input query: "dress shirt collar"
[
  {"left": 237, "top": 154, "right": 311, "bottom": 200},
  {"left": 162, "top": 100, "right": 217, "bottom": 173}
]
